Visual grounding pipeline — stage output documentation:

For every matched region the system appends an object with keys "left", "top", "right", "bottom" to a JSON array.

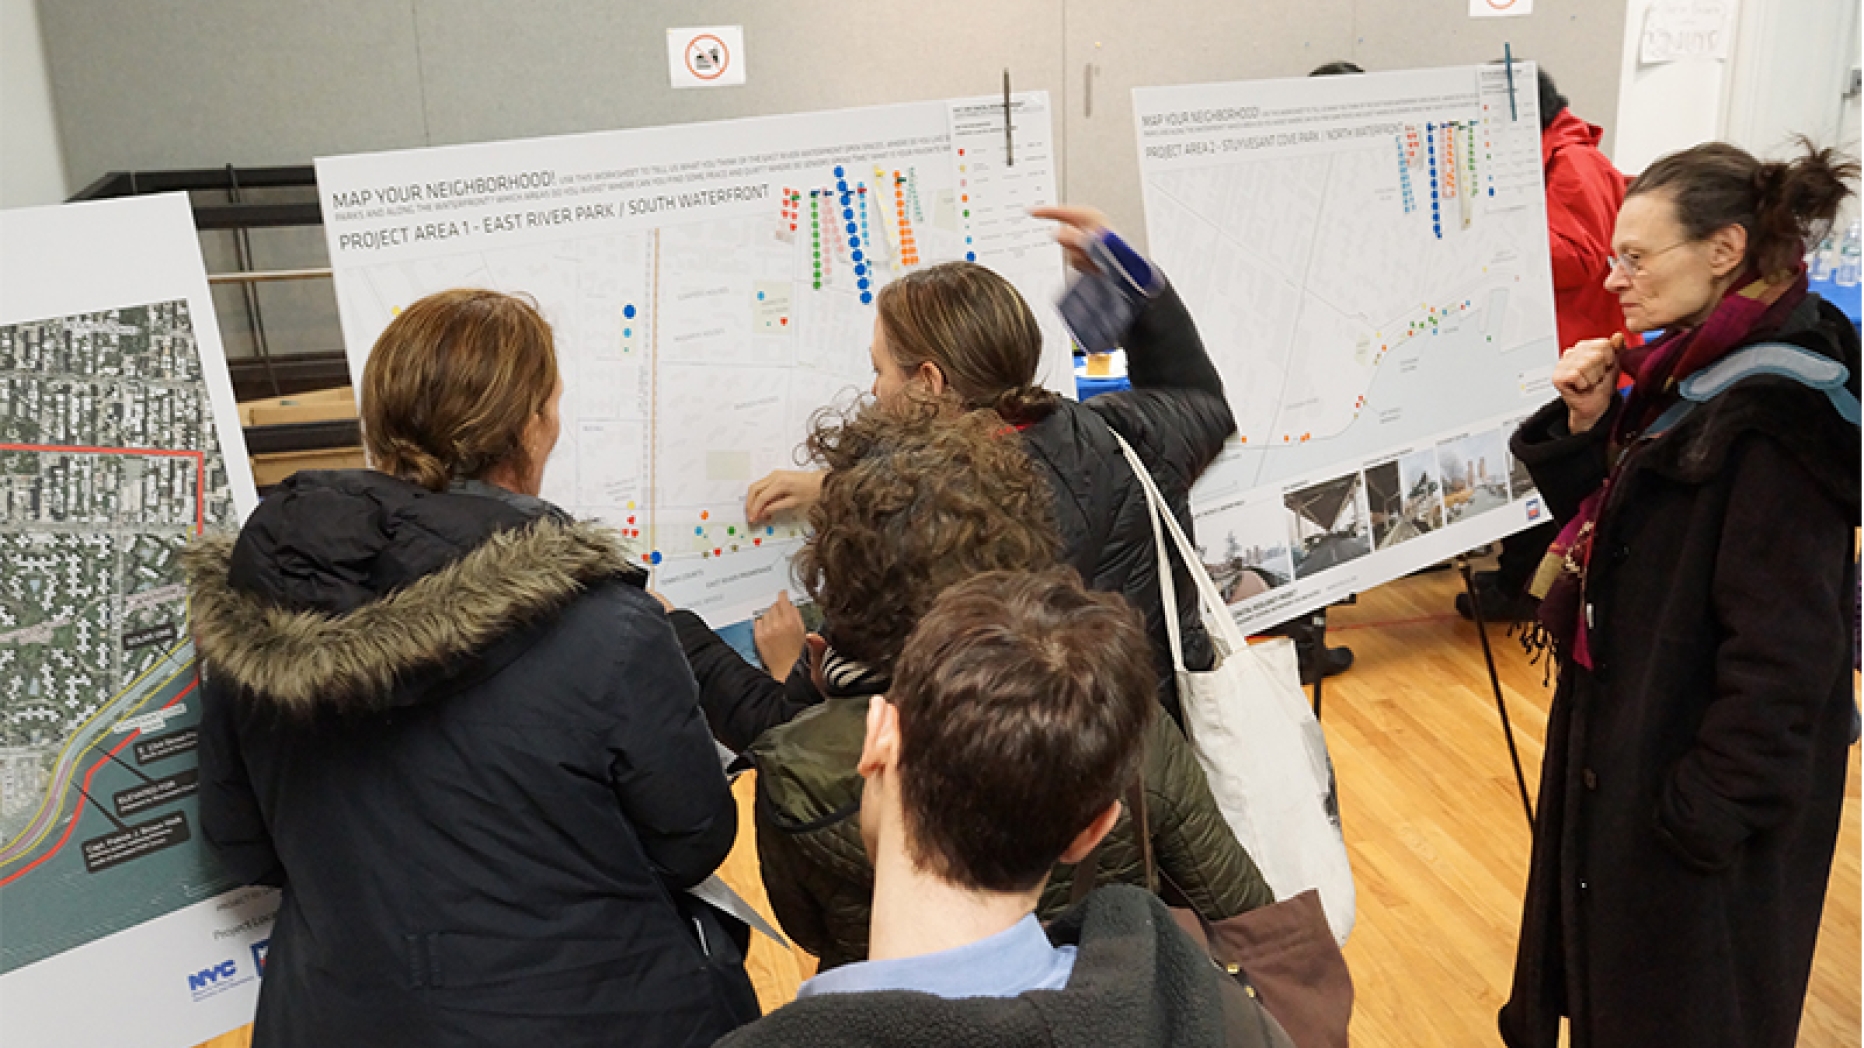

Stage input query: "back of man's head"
[{"left": 887, "top": 569, "right": 1156, "bottom": 893}]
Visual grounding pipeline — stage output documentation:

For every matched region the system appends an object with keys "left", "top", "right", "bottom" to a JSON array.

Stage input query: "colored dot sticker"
[
  {"left": 727, "top": 526, "right": 736, "bottom": 535},
  {"left": 700, "top": 510, "right": 709, "bottom": 520},
  {"left": 650, "top": 551, "right": 663, "bottom": 565},
  {"left": 965, "top": 252, "right": 976, "bottom": 262},
  {"left": 855, "top": 263, "right": 867, "bottom": 276},
  {"left": 857, "top": 278, "right": 870, "bottom": 290},
  {"left": 623, "top": 304, "right": 637, "bottom": 319},
  {"left": 695, "top": 526, "right": 705, "bottom": 536},
  {"left": 756, "top": 291, "right": 765, "bottom": 300},
  {"left": 623, "top": 328, "right": 632, "bottom": 337},
  {"left": 843, "top": 208, "right": 854, "bottom": 220},
  {"left": 860, "top": 291, "right": 873, "bottom": 304},
  {"left": 766, "top": 526, "right": 775, "bottom": 535},
  {"left": 834, "top": 165, "right": 845, "bottom": 177}
]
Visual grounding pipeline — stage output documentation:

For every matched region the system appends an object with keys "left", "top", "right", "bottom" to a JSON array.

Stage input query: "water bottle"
[
  {"left": 1809, "top": 235, "right": 1835, "bottom": 280},
  {"left": 1839, "top": 221, "right": 1861, "bottom": 287}
]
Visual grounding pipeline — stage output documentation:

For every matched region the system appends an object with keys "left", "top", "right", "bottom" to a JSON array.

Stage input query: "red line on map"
[
  {"left": 0, "top": 676, "right": 198, "bottom": 888},
  {"left": 0, "top": 442, "right": 207, "bottom": 534}
]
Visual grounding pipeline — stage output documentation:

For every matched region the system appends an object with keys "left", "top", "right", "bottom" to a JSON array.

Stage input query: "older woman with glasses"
[{"left": 1500, "top": 141, "right": 1860, "bottom": 1048}]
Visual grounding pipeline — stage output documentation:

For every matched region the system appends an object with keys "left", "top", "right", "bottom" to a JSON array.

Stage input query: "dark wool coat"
[
  {"left": 747, "top": 697, "right": 1275, "bottom": 970},
  {"left": 186, "top": 472, "right": 755, "bottom": 1048},
  {"left": 1499, "top": 296, "right": 1860, "bottom": 1048},
  {"left": 715, "top": 885, "right": 1295, "bottom": 1048}
]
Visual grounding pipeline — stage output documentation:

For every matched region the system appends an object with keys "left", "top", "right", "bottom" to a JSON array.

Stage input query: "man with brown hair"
[{"left": 720, "top": 570, "right": 1291, "bottom": 1048}]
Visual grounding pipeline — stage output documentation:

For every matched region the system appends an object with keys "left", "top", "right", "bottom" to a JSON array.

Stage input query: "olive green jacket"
[{"left": 748, "top": 698, "right": 1275, "bottom": 968}]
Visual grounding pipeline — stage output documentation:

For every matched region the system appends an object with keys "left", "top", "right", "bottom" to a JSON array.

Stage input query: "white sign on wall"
[
  {"left": 1469, "top": 0, "right": 1534, "bottom": 18},
  {"left": 668, "top": 26, "right": 746, "bottom": 89},
  {"left": 1639, "top": 0, "right": 1734, "bottom": 65}
]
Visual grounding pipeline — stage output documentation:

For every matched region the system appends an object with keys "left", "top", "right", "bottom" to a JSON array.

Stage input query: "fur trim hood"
[{"left": 183, "top": 472, "right": 637, "bottom": 715}]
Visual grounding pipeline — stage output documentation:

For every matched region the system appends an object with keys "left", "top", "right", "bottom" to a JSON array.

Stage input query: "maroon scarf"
[{"left": 1529, "top": 267, "right": 1809, "bottom": 667}]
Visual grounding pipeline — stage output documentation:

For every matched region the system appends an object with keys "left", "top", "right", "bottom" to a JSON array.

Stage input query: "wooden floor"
[{"left": 196, "top": 565, "right": 1860, "bottom": 1047}]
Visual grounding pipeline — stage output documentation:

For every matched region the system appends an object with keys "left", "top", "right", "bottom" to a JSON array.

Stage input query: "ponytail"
[{"left": 1630, "top": 138, "right": 1858, "bottom": 278}]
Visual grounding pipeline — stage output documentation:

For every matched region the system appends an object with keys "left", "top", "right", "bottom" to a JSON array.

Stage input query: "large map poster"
[
  {"left": 0, "top": 195, "right": 272, "bottom": 1047},
  {"left": 317, "top": 94, "right": 1068, "bottom": 626},
  {"left": 1135, "top": 65, "right": 1560, "bottom": 633}
]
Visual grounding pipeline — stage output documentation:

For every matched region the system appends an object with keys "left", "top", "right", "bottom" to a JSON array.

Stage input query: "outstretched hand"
[
  {"left": 1030, "top": 205, "right": 1113, "bottom": 275},
  {"left": 753, "top": 591, "right": 806, "bottom": 681},
  {"left": 746, "top": 468, "right": 824, "bottom": 525}
]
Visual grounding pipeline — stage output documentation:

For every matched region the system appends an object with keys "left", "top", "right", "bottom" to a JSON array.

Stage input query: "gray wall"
[{"left": 36, "top": 0, "right": 1627, "bottom": 354}]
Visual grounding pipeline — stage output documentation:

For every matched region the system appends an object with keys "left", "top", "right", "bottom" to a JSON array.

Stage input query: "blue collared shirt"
[{"left": 797, "top": 913, "right": 1077, "bottom": 1000}]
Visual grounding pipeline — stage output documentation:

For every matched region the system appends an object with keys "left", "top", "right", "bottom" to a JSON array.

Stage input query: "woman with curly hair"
[{"left": 710, "top": 397, "right": 1271, "bottom": 968}]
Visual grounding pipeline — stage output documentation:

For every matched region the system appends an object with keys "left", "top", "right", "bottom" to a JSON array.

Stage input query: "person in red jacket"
[{"left": 1460, "top": 66, "right": 1640, "bottom": 621}]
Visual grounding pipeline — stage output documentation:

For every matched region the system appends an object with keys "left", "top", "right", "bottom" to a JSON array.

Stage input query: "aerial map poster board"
[
  {"left": 317, "top": 93, "right": 1069, "bottom": 628},
  {"left": 1135, "top": 64, "right": 1561, "bottom": 634},
  {"left": 0, "top": 195, "right": 270, "bottom": 1046}
]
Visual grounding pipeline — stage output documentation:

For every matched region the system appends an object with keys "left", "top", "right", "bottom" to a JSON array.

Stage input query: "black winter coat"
[
  {"left": 1499, "top": 297, "right": 1860, "bottom": 1048},
  {"left": 715, "top": 886, "right": 1295, "bottom": 1048},
  {"left": 1021, "top": 284, "right": 1235, "bottom": 722},
  {"left": 186, "top": 472, "right": 755, "bottom": 1048}
]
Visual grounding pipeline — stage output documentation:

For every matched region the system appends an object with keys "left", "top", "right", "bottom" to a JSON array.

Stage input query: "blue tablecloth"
[
  {"left": 1075, "top": 374, "right": 1132, "bottom": 400},
  {"left": 1809, "top": 276, "right": 1862, "bottom": 328}
]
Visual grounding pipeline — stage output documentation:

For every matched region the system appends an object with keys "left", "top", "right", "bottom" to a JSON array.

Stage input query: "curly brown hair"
[{"left": 793, "top": 391, "right": 1061, "bottom": 669}]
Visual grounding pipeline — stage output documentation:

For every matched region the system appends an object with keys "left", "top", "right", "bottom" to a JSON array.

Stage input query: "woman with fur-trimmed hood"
[{"left": 186, "top": 290, "right": 756, "bottom": 1048}]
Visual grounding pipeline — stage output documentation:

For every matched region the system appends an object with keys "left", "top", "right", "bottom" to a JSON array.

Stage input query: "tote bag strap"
[
  {"left": 1110, "top": 430, "right": 1189, "bottom": 673},
  {"left": 1109, "top": 430, "right": 1251, "bottom": 658}
]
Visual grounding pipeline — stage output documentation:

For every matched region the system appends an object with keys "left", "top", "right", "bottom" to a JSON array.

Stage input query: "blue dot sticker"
[
  {"left": 756, "top": 291, "right": 765, "bottom": 300},
  {"left": 849, "top": 236, "right": 860, "bottom": 249},
  {"left": 846, "top": 222, "right": 857, "bottom": 235},
  {"left": 843, "top": 208, "right": 854, "bottom": 220},
  {"left": 623, "top": 304, "right": 637, "bottom": 319},
  {"left": 834, "top": 165, "right": 845, "bottom": 177},
  {"left": 965, "top": 252, "right": 976, "bottom": 262},
  {"left": 623, "top": 327, "right": 632, "bottom": 337},
  {"left": 695, "top": 526, "right": 704, "bottom": 536},
  {"left": 766, "top": 526, "right": 775, "bottom": 535},
  {"left": 852, "top": 250, "right": 865, "bottom": 263},
  {"left": 860, "top": 291, "right": 873, "bottom": 304},
  {"left": 857, "top": 278, "right": 870, "bottom": 290},
  {"left": 855, "top": 263, "right": 867, "bottom": 276},
  {"left": 650, "top": 551, "right": 663, "bottom": 565}
]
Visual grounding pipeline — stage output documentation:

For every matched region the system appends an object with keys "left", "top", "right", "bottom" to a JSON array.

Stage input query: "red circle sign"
[{"left": 685, "top": 35, "right": 730, "bottom": 80}]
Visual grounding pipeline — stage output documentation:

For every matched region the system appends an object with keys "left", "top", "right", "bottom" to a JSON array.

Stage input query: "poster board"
[
  {"left": 0, "top": 194, "right": 273, "bottom": 1047},
  {"left": 1134, "top": 65, "right": 1560, "bottom": 633},
  {"left": 316, "top": 93, "right": 1068, "bottom": 627}
]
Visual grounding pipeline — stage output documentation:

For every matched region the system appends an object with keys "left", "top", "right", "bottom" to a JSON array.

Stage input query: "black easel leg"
[
  {"left": 1461, "top": 557, "right": 1535, "bottom": 830},
  {"left": 1310, "top": 610, "right": 1325, "bottom": 720}
]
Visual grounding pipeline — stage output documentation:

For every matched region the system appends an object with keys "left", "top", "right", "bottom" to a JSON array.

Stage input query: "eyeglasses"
[{"left": 1605, "top": 239, "right": 1691, "bottom": 279}]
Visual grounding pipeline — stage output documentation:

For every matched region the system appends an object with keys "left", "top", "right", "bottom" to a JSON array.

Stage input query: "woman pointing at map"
[{"left": 732, "top": 206, "right": 1234, "bottom": 728}]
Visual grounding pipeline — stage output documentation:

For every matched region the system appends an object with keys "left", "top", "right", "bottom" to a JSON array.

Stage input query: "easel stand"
[{"left": 1457, "top": 555, "right": 1537, "bottom": 830}]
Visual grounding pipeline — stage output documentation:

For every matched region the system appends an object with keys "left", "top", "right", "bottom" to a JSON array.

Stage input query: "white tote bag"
[{"left": 1113, "top": 432, "right": 1356, "bottom": 944}]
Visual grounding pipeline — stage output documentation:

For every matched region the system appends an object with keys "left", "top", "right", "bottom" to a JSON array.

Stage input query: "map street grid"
[
  {"left": 0, "top": 194, "right": 267, "bottom": 1048},
  {"left": 1135, "top": 66, "right": 1560, "bottom": 632}
]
